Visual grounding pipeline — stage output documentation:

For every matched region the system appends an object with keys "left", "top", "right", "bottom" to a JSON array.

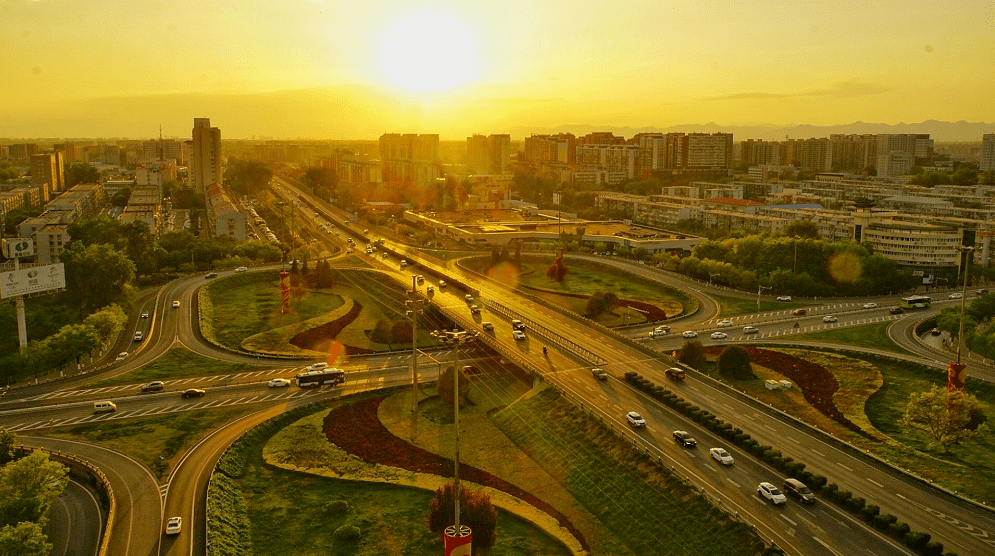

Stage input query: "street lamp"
[
  {"left": 757, "top": 285, "right": 771, "bottom": 309},
  {"left": 709, "top": 273, "right": 721, "bottom": 287},
  {"left": 405, "top": 291, "right": 429, "bottom": 415},
  {"left": 429, "top": 329, "right": 478, "bottom": 544}
]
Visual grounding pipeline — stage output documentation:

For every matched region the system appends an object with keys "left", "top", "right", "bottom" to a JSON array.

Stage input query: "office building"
[{"left": 191, "top": 118, "right": 222, "bottom": 195}]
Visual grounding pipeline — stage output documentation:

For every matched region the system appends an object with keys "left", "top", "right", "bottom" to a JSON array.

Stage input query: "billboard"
[
  {"left": 1, "top": 238, "right": 34, "bottom": 259},
  {"left": 0, "top": 263, "right": 66, "bottom": 299}
]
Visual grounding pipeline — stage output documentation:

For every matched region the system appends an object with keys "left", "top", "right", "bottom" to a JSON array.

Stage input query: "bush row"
[
  {"left": 624, "top": 371, "right": 955, "bottom": 556},
  {"left": 207, "top": 402, "right": 329, "bottom": 556}
]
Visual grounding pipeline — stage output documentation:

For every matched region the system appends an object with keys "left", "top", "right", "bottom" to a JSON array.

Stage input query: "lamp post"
[
  {"left": 955, "top": 246, "right": 975, "bottom": 365},
  {"left": 757, "top": 285, "right": 771, "bottom": 309},
  {"left": 405, "top": 290, "right": 428, "bottom": 416},
  {"left": 430, "top": 329, "right": 477, "bottom": 548},
  {"left": 709, "top": 273, "right": 721, "bottom": 287}
]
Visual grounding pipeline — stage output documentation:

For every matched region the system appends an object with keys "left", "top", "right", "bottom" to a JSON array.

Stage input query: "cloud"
[{"left": 709, "top": 80, "right": 890, "bottom": 101}]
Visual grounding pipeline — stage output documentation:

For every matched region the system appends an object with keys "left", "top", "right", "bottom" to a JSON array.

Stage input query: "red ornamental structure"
[
  {"left": 279, "top": 271, "right": 290, "bottom": 313},
  {"left": 947, "top": 362, "right": 967, "bottom": 391},
  {"left": 443, "top": 525, "right": 471, "bottom": 556}
]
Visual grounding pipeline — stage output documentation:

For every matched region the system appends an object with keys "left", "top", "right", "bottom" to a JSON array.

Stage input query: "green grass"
[
  {"left": 790, "top": 322, "right": 915, "bottom": 355},
  {"left": 83, "top": 347, "right": 265, "bottom": 387},
  {"left": 711, "top": 293, "right": 794, "bottom": 316},
  {"left": 44, "top": 406, "right": 255, "bottom": 480},
  {"left": 863, "top": 357, "right": 995, "bottom": 505},
  {"left": 238, "top": 404, "right": 573, "bottom": 556}
]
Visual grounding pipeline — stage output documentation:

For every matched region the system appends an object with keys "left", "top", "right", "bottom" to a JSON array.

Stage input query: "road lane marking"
[
  {"left": 727, "top": 478, "right": 741, "bottom": 488},
  {"left": 866, "top": 478, "right": 884, "bottom": 488},
  {"left": 779, "top": 514, "right": 797, "bottom": 526},
  {"left": 836, "top": 462, "right": 853, "bottom": 472},
  {"left": 811, "top": 449, "right": 826, "bottom": 457}
]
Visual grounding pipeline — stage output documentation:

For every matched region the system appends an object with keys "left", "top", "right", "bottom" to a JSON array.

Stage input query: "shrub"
[
  {"left": 846, "top": 496, "right": 865, "bottom": 512},
  {"left": 428, "top": 482, "right": 497, "bottom": 551},
  {"left": 833, "top": 489, "right": 853, "bottom": 505},
  {"left": 333, "top": 524, "right": 362, "bottom": 543},
  {"left": 888, "top": 521, "right": 911, "bottom": 539},
  {"left": 904, "top": 531, "right": 931, "bottom": 552},
  {"left": 922, "top": 541, "right": 944, "bottom": 556},
  {"left": 873, "top": 513, "right": 898, "bottom": 530},
  {"left": 718, "top": 345, "right": 755, "bottom": 379},
  {"left": 624, "top": 371, "right": 637, "bottom": 380},
  {"left": 807, "top": 474, "right": 828, "bottom": 489},
  {"left": 860, "top": 504, "right": 880, "bottom": 522},
  {"left": 325, "top": 499, "right": 351, "bottom": 515}
]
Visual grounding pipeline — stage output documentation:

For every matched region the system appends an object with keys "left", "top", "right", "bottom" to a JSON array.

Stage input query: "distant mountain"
[{"left": 505, "top": 121, "right": 995, "bottom": 143}]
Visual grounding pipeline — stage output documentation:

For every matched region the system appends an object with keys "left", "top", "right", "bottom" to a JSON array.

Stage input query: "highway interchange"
[{"left": 3, "top": 176, "right": 994, "bottom": 556}]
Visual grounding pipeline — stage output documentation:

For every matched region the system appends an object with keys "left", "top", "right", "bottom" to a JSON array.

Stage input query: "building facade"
[{"left": 191, "top": 118, "right": 222, "bottom": 195}]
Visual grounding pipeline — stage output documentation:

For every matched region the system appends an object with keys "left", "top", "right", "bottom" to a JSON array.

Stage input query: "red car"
[{"left": 792, "top": 309, "right": 807, "bottom": 316}]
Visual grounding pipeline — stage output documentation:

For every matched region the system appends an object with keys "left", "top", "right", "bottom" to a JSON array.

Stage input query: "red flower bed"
[
  {"left": 323, "top": 396, "right": 588, "bottom": 550},
  {"left": 744, "top": 348, "right": 872, "bottom": 439}
]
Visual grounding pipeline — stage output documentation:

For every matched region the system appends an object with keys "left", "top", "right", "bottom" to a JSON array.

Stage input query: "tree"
[
  {"left": 82, "top": 305, "right": 127, "bottom": 351},
  {"left": 437, "top": 365, "right": 471, "bottom": 407},
  {"left": 370, "top": 319, "right": 394, "bottom": 347},
  {"left": 0, "top": 428, "right": 14, "bottom": 466},
  {"left": 585, "top": 292, "right": 619, "bottom": 319},
  {"left": 390, "top": 321, "right": 413, "bottom": 344},
  {"left": 1, "top": 207, "right": 42, "bottom": 236},
  {"left": 717, "top": 346, "right": 754, "bottom": 380},
  {"left": 427, "top": 482, "right": 497, "bottom": 551},
  {"left": 901, "top": 386, "right": 986, "bottom": 452},
  {"left": 981, "top": 170, "right": 995, "bottom": 186},
  {"left": 223, "top": 159, "right": 272, "bottom": 197},
  {"left": 0, "top": 450, "right": 68, "bottom": 527},
  {"left": 678, "top": 340, "right": 706, "bottom": 369},
  {"left": 546, "top": 254, "right": 569, "bottom": 283},
  {"left": 59, "top": 242, "right": 136, "bottom": 317},
  {"left": 782, "top": 220, "right": 819, "bottom": 239},
  {"left": 64, "top": 163, "right": 100, "bottom": 187},
  {"left": 110, "top": 186, "right": 132, "bottom": 206},
  {"left": 0, "top": 521, "right": 51, "bottom": 556}
]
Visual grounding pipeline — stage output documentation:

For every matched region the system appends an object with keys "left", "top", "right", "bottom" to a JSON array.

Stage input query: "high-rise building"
[
  {"left": 980, "top": 134, "right": 995, "bottom": 172},
  {"left": 191, "top": 118, "right": 222, "bottom": 195},
  {"left": 466, "top": 134, "right": 512, "bottom": 174},
  {"left": 523, "top": 134, "right": 575, "bottom": 164},
  {"left": 30, "top": 152, "right": 65, "bottom": 201},
  {"left": 379, "top": 133, "right": 440, "bottom": 185}
]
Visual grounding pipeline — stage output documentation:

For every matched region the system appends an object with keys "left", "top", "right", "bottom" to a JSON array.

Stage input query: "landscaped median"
[{"left": 623, "top": 370, "right": 955, "bottom": 556}]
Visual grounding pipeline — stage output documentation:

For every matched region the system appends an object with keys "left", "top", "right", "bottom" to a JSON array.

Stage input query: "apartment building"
[
  {"left": 205, "top": 183, "right": 246, "bottom": 240},
  {"left": 191, "top": 118, "right": 222, "bottom": 195},
  {"left": 30, "top": 152, "right": 65, "bottom": 201},
  {"left": 467, "top": 134, "right": 512, "bottom": 175},
  {"left": 981, "top": 134, "right": 995, "bottom": 172},
  {"left": 379, "top": 133, "right": 440, "bottom": 185},
  {"left": 523, "top": 134, "right": 576, "bottom": 164}
]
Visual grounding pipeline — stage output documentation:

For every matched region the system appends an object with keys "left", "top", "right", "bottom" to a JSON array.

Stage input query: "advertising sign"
[
  {"left": 0, "top": 263, "right": 66, "bottom": 299},
  {"left": 1, "top": 238, "right": 34, "bottom": 259}
]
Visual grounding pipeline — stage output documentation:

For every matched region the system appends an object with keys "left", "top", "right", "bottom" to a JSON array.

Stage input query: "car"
[
  {"left": 710, "top": 331, "right": 728, "bottom": 339},
  {"left": 978, "top": 289, "right": 990, "bottom": 295},
  {"left": 931, "top": 328, "right": 942, "bottom": 336},
  {"left": 469, "top": 304, "right": 480, "bottom": 314},
  {"left": 822, "top": 315, "right": 837, "bottom": 323},
  {"left": 863, "top": 302, "right": 878, "bottom": 309},
  {"left": 626, "top": 412, "right": 646, "bottom": 427},
  {"left": 682, "top": 330, "right": 698, "bottom": 338},
  {"left": 306, "top": 362, "right": 329, "bottom": 371},
  {"left": 93, "top": 401, "right": 117, "bottom": 413},
  {"left": 165, "top": 516, "right": 182, "bottom": 535},
  {"left": 648, "top": 329, "right": 668, "bottom": 338},
  {"left": 511, "top": 319, "right": 526, "bottom": 330},
  {"left": 716, "top": 319, "right": 733, "bottom": 327},
  {"left": 757, "top": 482, "right": 787, "bottom": 505},
  {"left": 268, "top": 378, "right": 291, "bottom": 388},
  {"left": 482, "top": 321, "right": 494, "bottom": 331},
  {"left": 654, "top": 324, "right": 671, "bottom": 332},
  {"left": 673, "top": 430, "right": 697, "bottom": 448},
  {"left": 141, "top": 381, "right": 165, "bottom": 393},
  {"left": 709, "top": 447, "right": 734, "bottom": 465},
  {"left": 235, "top": 266, "right": 247, "bottom": 272},
  {"left": 949, "top": 292, "right": 963, "bottom": 299},
  {"left": 134, "top": 331, "right": 143, "bottom": 341},
  {"left": 776, "top": 295, "right": 792, "bottom": 301},
  {"left": 512, "top": 330, "right": 526, "bottom": 341},
  {"left": 791, "top": 308, "right": 807, "bottom": 316},
  {"left": 181, "top": 388, "right": 206, "bottom": 399},
  {"left": 381, "top": 252, "right": 388, "bottom": 259},
  {"left": 141, "top": 311, "right": 149, "bottom": 318},
  {"left": 464, "top": 294, "right": 474, "bottom": 302},
  {"left": 399, "top": 260, "right": 408, "bottom": 267},
  {"left": 743, "top": 325, "right": 760, "bottom": 334},
  {"left": 782, "top": 478, "right": 816, "bottom": 504},
  {"left": 204, "top": 272, "right": 217, "bottom": 279},
  {"left": 426, "top": 285, "right": 435, "bottom": 294},
  {"left": 172, "top": 300, "right": 181, "bottom": 308},
  {"left": 438, "top": 280, "right": 447, "bottom": 288},
  {"left": 416, "top": 275, "right": 424, "bottom": 284},
  {"left": 115, "top": 352, "right": 128, "bottom": 361},
  {"left": 889, "top": 306, "right": 905, "bottom": 314},
  {"left": 592, "top": 367, "right": 609, "bottom": 380},
  {"left": 665, "top": 368, "right": 686, "bottom": 380}
]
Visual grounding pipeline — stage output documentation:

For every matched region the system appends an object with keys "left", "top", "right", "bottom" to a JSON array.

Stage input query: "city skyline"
[{"left": 3, "top": 0, "right": 994, "bottom": 139}]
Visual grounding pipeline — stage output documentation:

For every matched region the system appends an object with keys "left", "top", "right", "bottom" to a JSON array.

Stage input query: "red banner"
[
  {"left": 947, "top": 362, "right": 967, "bottom": 391},
  {"left": 280, "top": 271, "right": 290, "bottom": 314}
]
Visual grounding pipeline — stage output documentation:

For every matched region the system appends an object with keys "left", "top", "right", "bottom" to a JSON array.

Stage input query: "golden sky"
[{"left": 2, "top": 0, "right": 993, "bottom": 139}]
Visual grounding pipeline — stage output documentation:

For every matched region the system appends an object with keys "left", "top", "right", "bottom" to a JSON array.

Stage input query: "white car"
[
  {"left": 482, "top": 321, "right": 494, "bottom": 331},
  {"left": 426, "top": 285, "right": 434, "bottom": 294},
  {"left": 172, "top": 300, "right": 180, "bottom": 308},
  {"left": 716, "top": 319, "right": 733, "bottom": 327},
  {"left": 115, "top": 352, "right": 128, "bottom": 361},
  {"left": 268, "top": 378, "right": 291, "bottom": 388},
  {"left": 464, "top": 294, "right": 473, "bottom": 302},
  {"left": 710, "top": 331, "right": 728, "bottom": 340},
  {"left": 512, "top": 330, "right": 526, "bottom": 341},
  {"left": 235, "top": 266, "right": 247, "bottom": 272},
  {"left": 682, "top": 330, "right": 698, "bottom": 338},
  {"left": 438, "top": 280, "right": 447, "bottom": 288},
  {"left": 822, "top": 315, "right": 837, "bottom": 323},
  {"left": 709, "top": 447, "right": 734, "bottom": 465},
  {"left": 743, "top": 325, "right": 759, "bottom": 334},
  {"left": 654, "top": 325, "right": 671, "bottom": 333},
  {"left": 165, "top": 516, "right": 182, "bottom": 535},
  {"left": 863, "top": 302, "right": 878, "bottom": 309},
  {"left": 626, "top": 411, "right": 646, "bottom": 427},
  {"left": 757, "top": 482, "right": 787, "bottom": 505},
  {"left": 306, "top": 362, "right": 329, "bottom": 371},
  {"left": 649, "top": 329, "right": 668, "bottom": 339},
  {"left": 141, "top": 311, "right": 149, "bottom": 318},
  {"left": 949, "top": 292, "right": 963, "bottom": 299},
  {"left": 776, "top": 295, "right": 792, "bottom": 301}
]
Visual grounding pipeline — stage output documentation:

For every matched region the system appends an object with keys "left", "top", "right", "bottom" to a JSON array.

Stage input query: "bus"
[
  {"left": 295, "top": 368, "right": 346, "bottom": 388},
  {"left": 900, "top": 295, "right": 932, "bottom": 309}
]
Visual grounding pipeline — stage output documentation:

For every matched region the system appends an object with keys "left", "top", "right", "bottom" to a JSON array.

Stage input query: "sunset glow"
[{"left": 378, "top": 12, "right": 477, "bottom": 92}]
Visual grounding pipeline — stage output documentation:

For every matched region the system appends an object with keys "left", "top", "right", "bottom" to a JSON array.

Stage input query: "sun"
[{"left": 378, "top": 12, "right": 477, "bottom": 92}]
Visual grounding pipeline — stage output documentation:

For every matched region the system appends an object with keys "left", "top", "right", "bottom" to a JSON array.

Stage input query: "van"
[{"left": 93, "top": 401, "right": 117, "bottom": 413}]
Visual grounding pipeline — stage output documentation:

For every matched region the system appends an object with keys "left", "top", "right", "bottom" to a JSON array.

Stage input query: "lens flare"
[{"left": 827, "top": 251, "right": 862, "bottom": 283}]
